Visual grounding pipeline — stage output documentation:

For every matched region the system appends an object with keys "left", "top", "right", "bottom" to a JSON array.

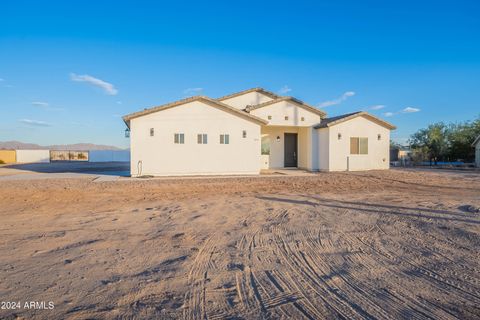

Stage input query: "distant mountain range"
[{"left": 0, "top": 141, "right": 124, "bottom": 151}]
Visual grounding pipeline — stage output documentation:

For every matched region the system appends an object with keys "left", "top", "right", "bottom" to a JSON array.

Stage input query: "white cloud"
[
  {"left": 183, "top": 87, "right": 203, "bottom": 95},
  {"left": 32, "top": 101, "right": 49, "bottom": 107},
  {"left": 278, "top": 85, "right": 292, "bottom": 94},
  {"left": 70, "top": 73, "right": 118, "bottom": 95},
  {"left": 401, "top": 107, "right": 420, "bottom": 113},
  {"left": 19, "top": 119, "right": 52, "bottom": 127},
  {"left": 369, "top": 105, "right": 385, "bottom": 110},
  {"left": 318, "top": 91, "right": 355, "bottom": 107},
  {"left": 382, "top": 106, "right": 420, "bottom": 117}
]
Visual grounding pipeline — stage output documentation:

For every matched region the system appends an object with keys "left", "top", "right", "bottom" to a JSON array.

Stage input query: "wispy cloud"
[
  {"left": 32, "top": 101, "right": 49, "bottom": 107},
  {"left": 70, "top": 73, "right": 118, "bottom": 95},
  {"left": 183, "top": 87, "right": 203, "bottom": 95},
  {"left": 278, "top": 85, "right": 292, "bottom": 94},
  {"left": 116, "top": 101, "right": 122, "bottom": 105},
  {"left": 402, "top": 107, "right": 420, "bottom": 113},
  {"left": 383, "top": 106, "right": 421, "bottom": 117},
  {"left": 19, "top": 119, "right": 52, "bottom": 127},
  {"left": 31, "top": 101, "right": 64, "bottom": 111},
  {"left": 318, "top": 91, "right": 355, "bottom": 107},
  {"left": 0, "top": 78, "right": 4, "bottom": 82},
  {"left": 369, "top": 105, "right": 385, "bottom": 110}
]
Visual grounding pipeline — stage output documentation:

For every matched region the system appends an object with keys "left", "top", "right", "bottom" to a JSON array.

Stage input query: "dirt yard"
[{"left": 0, "top": 169, "right": 479, "bottom": 319}]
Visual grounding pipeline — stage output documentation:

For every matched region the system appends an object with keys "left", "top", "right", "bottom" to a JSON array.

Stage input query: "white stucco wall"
[
  {"left": 89, "top": 150, "right": 130, "bottom": 162},
  {"left": 317, "top": 129, "right": 329, "bottom": 171},
  {"left": 261, "top": 126, "right": 313, "bottom": 169},
  {"left": 317, "top": 116, "right": 390, "bottom": 171},
  {"left": 129, "top": 101, "right": 261, "bottom": 176},
  {"left": 250, "top": 101, "right": 322, "bottom": 126},
  {"left": 220, "top": 91, "right": 274, "bottom": 110},
  {"left": 15, "top": 150, "right": 50, "bottom": 163}
]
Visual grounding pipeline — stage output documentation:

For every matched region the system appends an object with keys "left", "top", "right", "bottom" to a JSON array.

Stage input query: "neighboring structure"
[
  {"left": 16, "top": 150, "right": 50, "bottom": 163},
  {"left": 123, "top": 88, "right": 396, "bottom": 176},
  {"left": 0, "top": 150, "right": 16, "bottom": 164},
  {"left": 473, "top": 136, "right": 480, "bottom": 168},
  {"left": 0, "top": 149, "right": 129, "bottom": 164}
]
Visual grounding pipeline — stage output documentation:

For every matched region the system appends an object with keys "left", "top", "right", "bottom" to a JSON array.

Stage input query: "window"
[
  {"left": 285, "top": 116, "right": 289, "bottom": 120},
  {"left": 242, "top": 130, "right": 247, "bottom": 138},
  {"left": 150, "top": 128, "right": 154, "bottom": 136},
  {"left": 197, "top": 134, "right": 208, "bottom": 144},
  {"left": 261, "top": 136, "right": 270, "bottom": 155},
  {"left": 350, "top": 137, "right": 368, "bottom": 155},
  {"left": 220, "top": 134, "right": 230, "bottom": 144},
  {"left": 301, "top": 117, "right": 305, "bottom": 121},
  {"left": 268, "top": 115, "right": 272, "bottom": 120},
  {"left": 174, "top": 133, "right": 185, "bottom": 144}
]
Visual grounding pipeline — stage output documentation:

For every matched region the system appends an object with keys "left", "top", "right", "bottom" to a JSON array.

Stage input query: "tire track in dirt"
[{"left": 183, "top": 234, "right": 216, "bottom": 320}]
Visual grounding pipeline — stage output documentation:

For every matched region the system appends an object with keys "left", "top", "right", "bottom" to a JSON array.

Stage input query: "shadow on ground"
[{"left": 4, "top": 161, "right": 130, "bottom": 176}]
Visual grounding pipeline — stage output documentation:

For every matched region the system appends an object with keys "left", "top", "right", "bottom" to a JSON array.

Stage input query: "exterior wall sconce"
[
  {"left": 338, "top": 133, "right": 342, "bottom": 140},
  {"left": 276, "top": 136, "right": 281, "bottom": 142},
  {"left": 125, "top": 128, "right": 130, "bottom": 138},
  {"left": 378, "top": 134, "right": 382, "bottom": 140}
]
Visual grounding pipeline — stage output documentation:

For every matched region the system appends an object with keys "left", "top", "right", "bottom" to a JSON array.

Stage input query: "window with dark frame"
[
  {"left": 268, "top": 115, "right": 272, "bottom": 120},
  {"left": 220, "top": 134, "right": 230, "bottom": 144},
  {"left": 150, "top": 128, "right": 154, "bottom": 136},
  {"left": 301, "top": 117, "right": 305, "bottom": 121},
  {"left": 174, "top": 133, "right": 185, "bottom": 144},
  {"left": 197, "top": 134, "right": 208, "bottom": 144}
]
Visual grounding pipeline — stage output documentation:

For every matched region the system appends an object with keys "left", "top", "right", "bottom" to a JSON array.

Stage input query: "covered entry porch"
[{"left": 260, "top": 126, "right": 314, "bottom": 170}]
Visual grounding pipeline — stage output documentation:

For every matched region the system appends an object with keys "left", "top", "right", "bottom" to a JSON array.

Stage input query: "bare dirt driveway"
[{"left": 0, "top": 169, "right": 479, "bottom": 319}]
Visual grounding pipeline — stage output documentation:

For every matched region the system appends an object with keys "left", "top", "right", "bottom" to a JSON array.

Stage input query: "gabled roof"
[
  {"left": 122, "top": 96, "right": 268, "bottom": 128},
  {"left": 314, "top": 111, "right": 396, "bottom": 130},
  {"left": 245, "top": 96, "right": 327, "bottom": 117},
  {"left": 472, "top": 135, "right": 480, "bottom": 147},
  {"left": 216, "top": 87, "right": 280, "bottom": 101}
]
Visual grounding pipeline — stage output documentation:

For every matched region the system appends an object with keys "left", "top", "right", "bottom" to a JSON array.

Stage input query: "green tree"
[
  {"left": 447, "top": 118, "right": 480, "bottom": 161},
  {"left": 408, "top": 122, "right": 449, "bottom": 165}
]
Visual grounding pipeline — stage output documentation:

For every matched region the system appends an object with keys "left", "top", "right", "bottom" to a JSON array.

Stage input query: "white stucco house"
[
  {"left": 123, "top": 88, "right": 396, "bottom": 176},
  {"left": 473, "top": 136, "right": 480, "bottom": 168}
]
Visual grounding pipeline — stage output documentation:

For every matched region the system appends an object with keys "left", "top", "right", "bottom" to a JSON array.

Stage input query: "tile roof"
[
  {"left": 314, "top": 111, "right": 396, "bottom": 130},
  {"left": 245, "top": 96, "right": 326, "bottom": 117},
  {"left": 122, "top": 96, "right": 268, "bottom": 128}
]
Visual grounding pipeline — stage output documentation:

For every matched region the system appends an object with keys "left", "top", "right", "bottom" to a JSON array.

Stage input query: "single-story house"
[
  {"left": 123, "top": 88, "right": 396, "bottom": 176},
  {"left": 473, "top": 136, "right": 480, "bottom": 168}
]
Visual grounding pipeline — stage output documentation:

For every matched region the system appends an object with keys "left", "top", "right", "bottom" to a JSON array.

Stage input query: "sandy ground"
[{"left": 0, "top": 169, "right": 479, "bottom": 319}]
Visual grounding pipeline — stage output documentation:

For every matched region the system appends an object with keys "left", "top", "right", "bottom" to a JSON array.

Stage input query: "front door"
[{"left": 284, "top": 133, "right": 298, "bottom": 167}]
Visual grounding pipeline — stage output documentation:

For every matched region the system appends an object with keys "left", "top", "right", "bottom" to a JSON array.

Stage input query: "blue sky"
[{"left": 1, "top": 0, "right": 479, "bottom": 148}]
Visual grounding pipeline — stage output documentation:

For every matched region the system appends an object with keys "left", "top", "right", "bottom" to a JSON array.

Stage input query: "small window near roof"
[
  {"left": 301, "top": 117, "right": 305, "bottom": 121},
  {"left": 220, "top": 134, "right": 230, "bottom": 144},
  {"left": 150, "top": 128, "right": 154, "bottom": 136},
  {"left": 242, "top": 130, "right": 247, "bottom": 138},
  {"left": 268, "top": 115, "right": 272, "bottom": 120},
  {"left": 285, "top": 116, "right": 289, "bottom": 120},
  {"left": 174, "top": 133, "right": 185, "bottom": 144},
  {"left": 197, "top": 134, "right": 207, "bottom": 144}
]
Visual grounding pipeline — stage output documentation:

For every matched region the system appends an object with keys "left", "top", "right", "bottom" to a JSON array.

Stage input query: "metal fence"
[{"left": 50, "top": 150, "right": 89, "bottom": 161}]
